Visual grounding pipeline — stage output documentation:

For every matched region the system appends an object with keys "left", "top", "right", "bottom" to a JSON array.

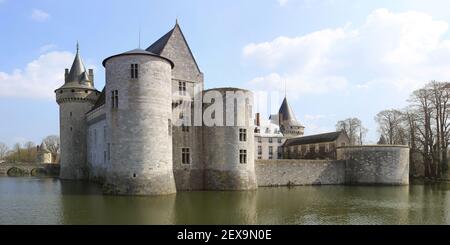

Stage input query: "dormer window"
[{"left": 131, "top": 64, "right": 139, "bottom": 79}]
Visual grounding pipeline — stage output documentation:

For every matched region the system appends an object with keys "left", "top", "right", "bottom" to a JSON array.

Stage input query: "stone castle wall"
[
  {"left": 337, "top": 145, "right": 410, "bottom": 185},
  {"left": 256, "top": 146, "right": 410, "bottom": 187},
  {"left": 256, "top": 160, "right": 346, "bottom": 187}
]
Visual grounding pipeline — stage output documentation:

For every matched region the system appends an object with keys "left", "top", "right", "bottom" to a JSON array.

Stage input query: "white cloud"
[
  {"left": 39, "top": 44, "right": 58, "bottom": 53},
  {"left": 0, "top": 51, "right": 78, "bottom": 100},
  {"left": 31, "top": 9, "right": 50, "bottom": 22},
  {"left": 278, "top": 0, "right": 289, "bottom": 6},
  {"left": 243, "top": 8, "right": 450, "bottom": 97}
]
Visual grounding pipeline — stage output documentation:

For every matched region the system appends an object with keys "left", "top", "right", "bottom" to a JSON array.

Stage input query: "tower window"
[
  {"left": 131, "top": 64, "right": 139, "bottom": 79},
  {"left": 239, "top": 129, "right": 247, "bottom": 142},
  {"left": 178, "top": 81, "right": 187, "bottom": 96},
  {"left": 240, "top": 150, "right": 247, "bottom": 164},
  {"left": 111, "top": 90, "right": 119, "bottom": 109},
  {"left": 182, "top": 148, "right": 190, "bottom": 164}
]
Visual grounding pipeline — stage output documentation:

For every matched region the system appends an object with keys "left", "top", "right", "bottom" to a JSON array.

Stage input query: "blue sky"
[{"left": 2, "top": 0, "right": 450, "bottom": 147}]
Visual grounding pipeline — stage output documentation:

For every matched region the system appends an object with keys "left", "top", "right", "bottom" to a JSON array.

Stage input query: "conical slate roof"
[
  {"left": 102, "top": 48, "right": 174, "bottom": 68},
  {"left": 279, "top": 97, "right": 296, "bottom": 121},
  {"left": 57, "top": 43, "right": 95, "bottom": 90},
  {"left": 39, "top": 142, "right": 50, "bottom": 153},
  {"left": 67, "top": 47, "right": 89, "bottom": 84}
]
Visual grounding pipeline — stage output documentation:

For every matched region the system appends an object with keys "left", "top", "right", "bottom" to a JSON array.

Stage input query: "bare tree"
[
  {"left": 375, "top": 109, "right": 406, "bottom": 145},
  {"left": 427, "top": 81, "right": 450, "bottom": 178},
  {"left": 24, "top": 141, "right": 36, "bottom": 162},
  {"left": 336, "top": 118, "right": 366, "bottom": 145},
  {"left": 409, "top": 88, "right": 435, "bottom": 178},
  {"left": 43, "top": 135, "right": 60, "bottom": 162},
  {"left": 0, "top": 142, "right": 8, "bottom": 161}
]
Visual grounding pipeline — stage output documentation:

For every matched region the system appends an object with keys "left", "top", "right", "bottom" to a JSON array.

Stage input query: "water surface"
[{"left": 1, "top": 178, "right": 449, "bottom": 225}]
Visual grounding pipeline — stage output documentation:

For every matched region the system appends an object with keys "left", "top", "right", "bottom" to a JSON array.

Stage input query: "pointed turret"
[
  {"left": 57, "top": 43, "right": 95, "bottom": 90},
  {"left": 278, "top": 97, "right": 305, "bottom": 138},
  {"left": 39, "top": 142, "right": 50, "bottom": 153},
  {"left": 55, "top": 42, "right": 100, "bottom": 180},
  {"left": 279, "top": 97, "right": 298, "bottom": 124}
]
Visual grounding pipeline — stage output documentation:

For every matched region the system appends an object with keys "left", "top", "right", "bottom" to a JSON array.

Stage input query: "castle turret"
[
  {"left": 55, "top": 43, "right": 99, "bottom": 179},
  {"left": 102, "top": 49, "right": 177, "bottom": 196},
  {"left": 278, "top": 97, "right": 304, "bottom": 138},
  {"left": 36, "top": 142, "right": 52, "bottom": 163},
  {"left": 202, "top": 88, "right": 257, "bottom": 190}
]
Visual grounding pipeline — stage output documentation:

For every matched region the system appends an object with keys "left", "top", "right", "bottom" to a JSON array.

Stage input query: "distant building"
[
  {"left": 282, "top": 131, "right": 350, "bottom": 160},
  {"left": 254, "top": 113, "right": 285, "bottom": 160},
  {"left": 36, "top": 142, "right": 52, "bottom": 164},
  {"left": 254, "top": 97, "right": 305, "bottom": 160}
]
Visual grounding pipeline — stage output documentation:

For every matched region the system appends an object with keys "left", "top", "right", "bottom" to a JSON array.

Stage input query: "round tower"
[
  {"left": 37, "top": 142, "right": 52, "bottom": 163},
  {"left": 102, "top": 49, "right": 176, "bottom": 196},
  {"left": 202, "top": 88, "right": 257, "bottom": 190},
  {"left": 55, "top": 44, "right": 99, "bottom": 180}
]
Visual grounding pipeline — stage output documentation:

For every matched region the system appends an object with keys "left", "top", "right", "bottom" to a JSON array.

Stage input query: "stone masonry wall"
[
  {"left": 255, "top": 160, "right": 346, "bottom": 187},
  {"left": 337, "top": 145, "right": 410, "bottom": 185}
]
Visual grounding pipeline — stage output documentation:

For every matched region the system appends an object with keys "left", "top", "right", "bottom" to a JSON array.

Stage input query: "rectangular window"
[
  {"left": 103, "top": 126, "right": 107, "bottom": 141},
  {"left": 239, "top": 129, "right": 247, "bottom": 142},
  {"left": 103, "top": 151, "right": 106, "bottom": 163},
  {"left": 258, "top": 137, "right": 262, "bottom": 143},
  {"left": 178, "top": 81, "right": 187, "bottom": 96},
  {"left": 239, "top": 150, "right": 247, "bottom": 164},
  {"left": 131, "top": 64, "right": 139, "bottom": 79},
  {"left": 278, "top": 138, "right": 282, "bottom": 144},
  {"left": 111, "top": 90, "right": 119, "bottom": 109},
  {"left": 258, "top": 146, "right": 262, "bottom": 155},
  {"left": 182, "top": 126, "right": 190, "bottom": 132},
  {"left": 269, "top": 138, "right": 273, "bottom": 143},
  {"left": 269, "top": 146, "right": 273, "bottom": 155},
  {"left": 182, "top": 148, "right": 190, "bottom": 164}
]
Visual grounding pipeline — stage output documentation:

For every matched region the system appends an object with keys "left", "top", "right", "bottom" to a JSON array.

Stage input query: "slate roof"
[
  {"left": 146, "top": 27, "right": 175, "bottom": 55},
  {"left": 279, "top": 97, "right": 296, "bottom": 122},
  {"left": 102, "top": 48, "right": 174, "bottom": 68},
  {"left": 283, "top": 132, "right": 344, "bottom": 147},
  {"left": 146, "top": 22, "right": 201, "bottom": 73},
  {"left": 89, "top": 88, "right": 105, "bottom": 112},
  {"left": 56, "top": 44, "right": 95, "bottom": 90}
]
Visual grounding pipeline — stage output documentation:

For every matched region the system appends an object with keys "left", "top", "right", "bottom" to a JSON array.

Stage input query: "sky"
[{"left": 2, "top": 0, "right": 450, "bottom": 147}]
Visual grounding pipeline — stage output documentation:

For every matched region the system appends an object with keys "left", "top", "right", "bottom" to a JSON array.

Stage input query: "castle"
[
  {"left": 55, "top": 22, "right": 410, "bottom": 196},
  {"left": 56, "top": 22, "right": 256, "bottom": 195}
]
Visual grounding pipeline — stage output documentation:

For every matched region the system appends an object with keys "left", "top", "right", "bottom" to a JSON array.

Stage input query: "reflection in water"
[{"left": 0, "top": 178, "right": 449, "bottom": 225}]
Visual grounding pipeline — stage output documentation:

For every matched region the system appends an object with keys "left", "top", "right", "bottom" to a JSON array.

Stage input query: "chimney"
[
  {"left": 65, "top": 69, "right": 69, "bottom": 82},
  {"left": 88, "top": 69, "right": 94, "bottom": 85},
  {"left": 256, "top": 113, "right": 261, "bottom": 127}
]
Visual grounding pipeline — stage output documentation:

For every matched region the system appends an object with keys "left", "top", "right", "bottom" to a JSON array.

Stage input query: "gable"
[{"left": 154, "top": 24, "right": 202, "bottom": 82}]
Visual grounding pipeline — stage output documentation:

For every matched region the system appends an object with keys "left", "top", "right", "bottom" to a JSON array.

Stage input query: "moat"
[{"left": 1, "top": 177, "right": 449, "bottom": 225}]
